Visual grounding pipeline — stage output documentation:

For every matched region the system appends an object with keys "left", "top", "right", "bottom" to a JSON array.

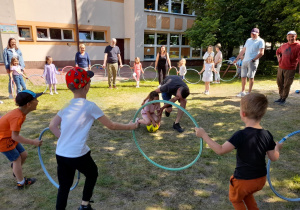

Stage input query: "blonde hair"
[
  {"left": 178, "top": 58, "right": 186, "bottom": 67},
  {"left": 79, "top": 44, "right": 85, "bottom": 48},
  {"left": 135, "top": 57, "right": 140, "bottom": 64},
  {"left": 215, "top": 43, "right": 221, "bottom": 49},
  {"left": 241, "top": 93, "right": 268, "bottom": 121},
  {"left": 10, "top": 57, "right": 19, "bottom": 67},
  {"left": 205, "top": 55, "right": 214, "bottom": 64}
]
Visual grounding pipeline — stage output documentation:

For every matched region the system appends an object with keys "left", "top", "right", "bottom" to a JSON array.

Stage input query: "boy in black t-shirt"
[{"left": 195, "top": 93, "right": 282, "bottom": 209}]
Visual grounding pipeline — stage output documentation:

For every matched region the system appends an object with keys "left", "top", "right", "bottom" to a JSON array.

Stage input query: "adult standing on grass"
[
  {"left": 213, "top": 43, "right": 223, "bottom": 83},
  {"left": 155, "top": 75, "right": 190, "bottom": 133},
  {"left": 3, "top": 38, "right": 26, "bottom": 99},
  {"left": 202, "top": 45, "right": 215, "bottom": 64},
  {"left": 155, "top": 45, "right": 171, "bottom": 85},
  {"left": 75, "top": 44, "right": 91, "bottom": 71},
  {"left": 234, "top": 28, "right": 265, "bottom": 97},
  {"left": 103, "top": 38, "right": 123, "bottom": 89},
  {"left": 275, "top": 31, "right": 300, "bottom": 106}
]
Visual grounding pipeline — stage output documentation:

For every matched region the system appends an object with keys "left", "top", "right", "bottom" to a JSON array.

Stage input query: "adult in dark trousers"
[
  {"left": 75, "top": 44, "right": 91, "bottom": 71},
  {"left": 103, "top": 38, "right": 123, "bottom": 89},
  {"left": 234, "top": 28, "right": 265, "bottom": 97},
  {"left": 3, "top": 38, "right": 26, "bottom": 99},
  {"left": 155, "top": 45, "right": 171, "bottom": 85},
  {"left": 275, "top": 31, "right": 300, "bottom": 105},
  {"left": 155, "top": 75, "right": 190, "bottom": 133}
]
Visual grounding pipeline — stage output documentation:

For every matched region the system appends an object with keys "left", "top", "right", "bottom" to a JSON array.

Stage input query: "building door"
[{"left": 117, "top": 39, "right": 124, "bottom": 64}]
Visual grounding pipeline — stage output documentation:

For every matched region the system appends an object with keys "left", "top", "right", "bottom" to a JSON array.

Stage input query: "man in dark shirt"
[
  {"left": 103, "top": 38, "right": 123, "bottom": 88},
  {"left": 155, "top": 75, "right": 190, "bottom": 133},
  {"left": 195, "top": 93, "right": 282, "bottom": 209}
]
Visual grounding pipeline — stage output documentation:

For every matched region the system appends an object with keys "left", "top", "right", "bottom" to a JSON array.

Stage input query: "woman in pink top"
[
  {"left": 137, "top": 91, "right": 161, "bottom": 126},
  {"left": 133, "top": 57, "right": 144, "bottom": 88}
]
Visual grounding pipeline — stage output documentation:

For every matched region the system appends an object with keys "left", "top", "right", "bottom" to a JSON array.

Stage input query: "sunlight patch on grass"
[{"left": 194, "top": 189, "right": 211, "bottom": 198}]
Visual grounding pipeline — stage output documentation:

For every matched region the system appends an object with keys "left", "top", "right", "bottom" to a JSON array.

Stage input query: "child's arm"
[
  {"left": 146, "top": 111, "right": 157, "bottom": 126},
  {"left": 49, "top": 114, "right": 62, "bottom": 138},
  {"left": 97, "top": 115, "right": 138, "bottom": 130},
  {"left": 212, "top": 64, "right": 217, "bottom": 73},
  {"left": 199, "top": 66, "right": 205, "bottom": 74},
  {"left": 195, "top": 127, "right": 235, "bottom": 155},
  {"left": 12, "top": 131, "right": 42, "bottom": 146},
  {"left": 266, "top": 142, "right": 283, "bottom": 161}
]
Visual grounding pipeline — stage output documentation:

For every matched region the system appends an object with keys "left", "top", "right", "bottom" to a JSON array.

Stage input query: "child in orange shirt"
[{"left": 0, "top": 90, "right": 43, "bottom": 189}]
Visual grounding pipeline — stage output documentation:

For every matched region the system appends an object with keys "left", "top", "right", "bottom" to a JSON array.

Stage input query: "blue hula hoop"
[
  {"left": 267, "top": 130, "right": 300, "bottom": 202},
  {"left": 132, "top": 99, "right": 203, "bottom": 171},
  {"left": 38, "top": 127, "right": 80, "bottom": 190}
]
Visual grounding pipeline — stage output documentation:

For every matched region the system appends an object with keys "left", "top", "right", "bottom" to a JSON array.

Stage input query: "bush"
[{"left": 257, "top": 60, "right": 278, "bottom": 76}]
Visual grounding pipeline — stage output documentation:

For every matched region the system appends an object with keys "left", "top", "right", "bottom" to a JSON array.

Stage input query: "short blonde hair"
[
  {"left": 79, "top": 44, "right": 85, "bottom": 48},
  {"left": 205, "top": 55, "right": 214, "bottom": 63},
  {"left": 241, "top": 93, "right": 268, "bottom": 121},
  {"left": 215, "top": 43, "right": 221, "bottom": 49},
  {"left": 178, "top": 58, "right": 186, "bottom": 67}
]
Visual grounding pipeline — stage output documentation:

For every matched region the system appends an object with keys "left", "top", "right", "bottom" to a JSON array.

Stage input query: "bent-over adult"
[
  {"left": 3, "top": 38, "right": 26, "bottom": 99},
  {"left": 155, "top": 45, "right": 171, "bottom": 85},
  {"left": 155, "top": 75, "right": 190, "bottom": 133}
]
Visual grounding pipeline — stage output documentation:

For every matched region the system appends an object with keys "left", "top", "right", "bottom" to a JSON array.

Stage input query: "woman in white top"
[{"left": 202, "top": 45, "right": 215, "bottom": 64}]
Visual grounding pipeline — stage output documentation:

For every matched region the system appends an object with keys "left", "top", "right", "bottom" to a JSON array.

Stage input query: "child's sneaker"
[
  {"left": 236, "top": 91, "right": 246, "bottom": 97},
  {"left": 204, "top": 91, "right": 209, "bottom": 95},
  {"left": 78, "top": 204, "right": 94, "bottom": 210},
  {"left": 16, "top": 177, "right": 36, "bottom": 190},
  {"left": 50, "top": 92, "right": 53, "bottom": 95},
  {"left": 54, "top": 91, "right": 58, "bottom": 94},
  {"left": 136, "top": 86, "right": 139, "bottom": 88}
]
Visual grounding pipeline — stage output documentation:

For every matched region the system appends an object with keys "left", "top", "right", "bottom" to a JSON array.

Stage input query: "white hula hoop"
[{"left": 184, "top": 68, "right": 201, "bottom": 84}]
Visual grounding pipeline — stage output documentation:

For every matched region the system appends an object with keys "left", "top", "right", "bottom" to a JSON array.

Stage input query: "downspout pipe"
[{"left": 74, "top": 0, "right": 80, "bottom": 52}]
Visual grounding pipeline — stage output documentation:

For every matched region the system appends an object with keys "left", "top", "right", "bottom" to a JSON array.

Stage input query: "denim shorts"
[
  {"left": 162, "top": 92, "right": 172, "bottom": 107},
  {"left": 241, "top": 60, "right": 259, "bottom": 78},
  {"left": 1, "top": 143, "right": 25, "bottom": 162}
]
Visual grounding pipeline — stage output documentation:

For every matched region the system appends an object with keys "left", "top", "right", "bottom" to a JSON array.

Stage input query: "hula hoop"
[
  {"left": 168, "top": 66, "right": 179, "bottom": 76},
  {"left": 90, "top": 64, "right": 106, "bottom": 81},
  {"left": 132, "top": 99, "right": 203, "bottom": 171},
  {"left": 219, "top": 60, "right": 238, "bottom": 82},
  {"left": 267, "top": 130, "right": 300, "bottom": 201},
  {"left": 118, "top": 64, "right": 133, "bottom": 81},
  {"left": 38, "top": 127, "right": 80, "bottom": 190},
  {"left": 184, "top": 68, "right": 201, "bottom": 84},
  {"left": 142, "top": 66, "right": 157, "bottom": 82},
  {"left": 25, "top": 74, "right": 48, "bottom": 93}
]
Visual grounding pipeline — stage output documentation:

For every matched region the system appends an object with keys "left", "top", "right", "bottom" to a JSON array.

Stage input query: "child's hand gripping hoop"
[
  {"left": 38, "top": 127, "right": 80, "bottom": 190},
  {"left": 267, "top": 130, "right": 300, "bottom": 201},
  {"left": 132, "top": 100, "right": 203, "bottom": 171}
]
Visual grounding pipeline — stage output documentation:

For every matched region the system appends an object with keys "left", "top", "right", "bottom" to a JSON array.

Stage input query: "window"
[
  {"left": 145, "top": 0, "right": 155, "bottom": 10},
  {"left": 145, "top": 0, "right": 195, "bottom": 16},
  {"left": 171, "top": 0, "right": 181, "bottom": 13},
  {"left": 144, "top": 33, "right": 155, "bottom": 44},
  {"left": 79, "top": 31, "right": 105, "bottom": 42},
  {"left": 157, "top": 33, "right": 167, "bottom": 45},
  {"left": 170, "top": 34, "right": 180, "bottom": 45},
  {"left": 63, "top": 30, "right": 73, "bottom": 40},
  {"left": 18, "top": 27, "right": 32, "bottom": 40},
  {"left": 37, "top": 28, "right": 74, "bottom": 41},
  {"left": 37, "top": 28, "right": 48, "bottom": 39},
  {"left": 50, "top": 28, "right": 62, "bottom": 40},
  {"left": 144, "top": 32, "right": 200, "bottom": 60},
  {"left": 79, "top": 31, "right": 91, "bottom": 41}
]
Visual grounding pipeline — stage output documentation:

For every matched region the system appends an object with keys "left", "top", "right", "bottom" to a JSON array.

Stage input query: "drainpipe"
[{"left": 74, "top": 0, "right": 80, "bottom": 52}]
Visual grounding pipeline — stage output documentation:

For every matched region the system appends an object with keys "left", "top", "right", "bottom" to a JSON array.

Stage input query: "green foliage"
[
  {"left": 185, "top": 0, "right": 300, "bottom": 55},
  {"left": 256, "top": 60, "right": 278, "bottom": 76}
]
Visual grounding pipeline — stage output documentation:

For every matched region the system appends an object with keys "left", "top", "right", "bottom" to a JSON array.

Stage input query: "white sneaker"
[
  {"left": 205, "top": 91, "right": 209, "bottom": 95},
  {"left": 236, "top": 91, "right": 246, "bottom": 97},
  {"left": 136, "top": 86, "right": 139, "bottom": 88},
  {"left": 0, "top": 101, "right": 3, "bottom": 104},
  {"left": 9, "top": 94, "right": 13, "bottom": 99},
  {"left": 50, "top": 92, "right": 53, "bottom": 95},
  {"left": 54, "top": 91, "right": 58, "bottom": 94}
]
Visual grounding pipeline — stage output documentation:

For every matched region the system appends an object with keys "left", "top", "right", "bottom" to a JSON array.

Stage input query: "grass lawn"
[{"left": 0, "top": 73, "right": 300, "bottom": 210}]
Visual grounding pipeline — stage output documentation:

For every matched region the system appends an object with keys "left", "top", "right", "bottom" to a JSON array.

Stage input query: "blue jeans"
[{"left": 13, "top": 75, "right": 26, "bottom": 93}]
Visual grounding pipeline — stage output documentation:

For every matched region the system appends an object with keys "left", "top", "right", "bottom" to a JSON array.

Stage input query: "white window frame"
[
  {"left": 18, "top": 27, "right": 32, "bottom": 41},
  {"left": 78, "top": 30, "right": 105, "bottom": 42},
  {"left": 144, "top": 0, "right": 195, "bottom": 16},
  {"left": 37, "top": 28, "right": 74, "bottom": 41}
]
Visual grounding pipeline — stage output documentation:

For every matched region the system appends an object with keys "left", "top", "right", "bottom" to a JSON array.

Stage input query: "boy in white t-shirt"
[{"left": 49, "top": 67, "right": 138, "bottom": 210}]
